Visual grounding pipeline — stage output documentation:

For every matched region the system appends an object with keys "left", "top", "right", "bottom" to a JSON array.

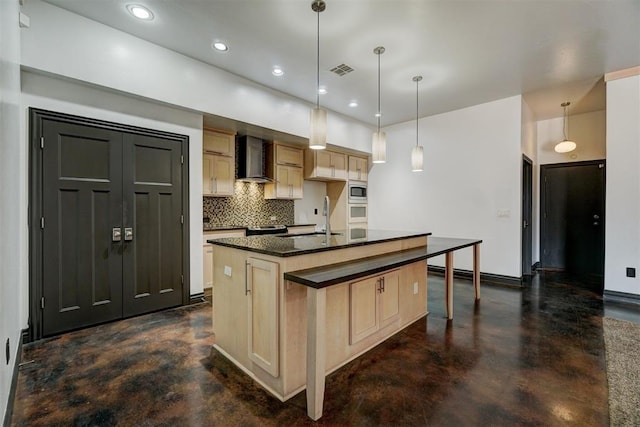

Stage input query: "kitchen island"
[{"left": 208, "top": 230, "right": 431, "bottom": 420}]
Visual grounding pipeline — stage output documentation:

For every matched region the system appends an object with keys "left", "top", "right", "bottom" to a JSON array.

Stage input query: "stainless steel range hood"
[{"left": 237, "top": 135, "right": 273, "bottom": 183}]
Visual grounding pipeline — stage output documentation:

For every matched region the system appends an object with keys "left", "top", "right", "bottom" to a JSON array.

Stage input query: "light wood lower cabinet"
[
  {"left": 203, "top": 245, "right": 214, "bottom": 288},
  {"left": 349, "top": 269, "right": 400, "bottom": 344},
  {"left": 246, "top": 258, "right": 280, "bottom": 377}
]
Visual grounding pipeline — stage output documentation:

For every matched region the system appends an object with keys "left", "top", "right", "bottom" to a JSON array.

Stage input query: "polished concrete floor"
[{"left": 10, "top": 272, "right": 640, "bottom": 426}]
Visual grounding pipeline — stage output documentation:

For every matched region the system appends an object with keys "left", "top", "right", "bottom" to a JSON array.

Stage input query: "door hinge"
[
  {"left": 41, "top": 297, "right": 45, "bottom": 309},
  {"left": 180, "top": 215, "right": 184, "bottom": 225},
  {"left": 181, "top": 155, "right": 184, "bottom": 165},
  {"left": 40, "top": 217, "right": 45, "bottom": 229},
  {"left": 181, "top": 275, "right": 184, "bottom": 285},
  {"left": 40, "top": 136, "right": 44, "bottom": 149}
]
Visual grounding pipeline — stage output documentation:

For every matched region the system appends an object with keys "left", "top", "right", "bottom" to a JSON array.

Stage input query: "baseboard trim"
[
  {"left": 427, "top": 265, "right": 523, "bottom": 288},
  {"left": 603, "top": 290, "right": 640, "bottom": 307},
  {"left": 4, "top": 329, "right": 27, "bottom": 427},
  {"left": 189, "top": 292, "right": 206, "bottom": 305}
]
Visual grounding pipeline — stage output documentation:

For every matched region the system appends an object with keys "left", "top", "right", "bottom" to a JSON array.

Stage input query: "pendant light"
[
  {"left": 554, "top": 101, "right": 577, "bottom": 153},
  {"left": 309, "top": 0, "right": 327, "bottom": 150},
  {"left": 372, "top": 46, "right": 386, "bottom": 163},
  {"left": 411, "top": 75, "right": 424, "bottom": 172}
]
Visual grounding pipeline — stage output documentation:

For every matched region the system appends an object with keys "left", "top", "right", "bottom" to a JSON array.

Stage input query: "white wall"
[
  {"left": 605, "top": 74, "right": 640, "bottom": 296},
  {"left": 20, "top": 0, "right": 372, "bottom": 153},
  {"left": 537, "top": 110, "right": 606, "bottom": 165},
  {"left": 369, "top": 96, "right": 523, "bottom": 277},
  {"left": 0, "top": 0, "right": 24, "bottom": 422},
  {"left": 521, "top": 98, "right": 539, "bottom": 263},
  {"left": 294, "top": 181, "right": 327, "bottom": 229},
  {"left": 21, "top": 72, "right": 206, "bottom": 297}
]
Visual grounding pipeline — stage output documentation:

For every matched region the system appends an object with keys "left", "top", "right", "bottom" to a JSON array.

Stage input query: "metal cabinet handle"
[
  {"left": 381, "top": 276, "right": 385, "bottom": 292},
  {"left": 112, "top": 227, "right": 122, "bottom": 242},
  {"left": 124, "top": 228, "right": 133, "bottom": 241},
  {"left": 245, "top": 261, "right": 251, "bottom": 295}
]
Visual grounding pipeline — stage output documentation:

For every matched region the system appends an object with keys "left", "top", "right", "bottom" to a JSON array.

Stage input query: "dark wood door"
[
  {"left": 522, "top": 156, "right": 533, "bottom": 276},
  {"left": 541, "top": 161, "right": 605, "bottom": 278},
  {"left": 39, "top": 115, "right": 185, "bottom": 336},
  {"left": 42, "top": 120, "right": 125, "bottom": 336},
  {"left": 122, "top": 133, "right": 183, "bottom": 316}
]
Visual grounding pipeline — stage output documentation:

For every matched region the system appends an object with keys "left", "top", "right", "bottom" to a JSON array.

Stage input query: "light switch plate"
[
  {"left": 413, "top": 282, "right": 419, "bottom": 294},
  {"left": 224, "top": 266, "right": 232, "bottom": 277}
]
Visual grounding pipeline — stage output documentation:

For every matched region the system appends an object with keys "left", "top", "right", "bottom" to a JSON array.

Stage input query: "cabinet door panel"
[
  {"left": 316, "top": 151, "right": 332, "bottom": 177},
  {"left": 202, "top": 154, "right": 215, "bottom": 195},
  {"left": 349, "top": 276, "right": 379, "bottom": 344},
  {"left": 247, "top": 258, "right": 280, "bottom": 377},
  {"left": 331, "top": 152, "right": 347, "bottom": 180},
  {"left": 290, "top": 167, "right": 304, "bottom": 199},
  {"left": 213, "top": 156, "right": 235, "bottom": 196},
  {"left": 379, "top": 270, "right": 400, "bottom": 329},
  {"left": 203, "top": 244, "right": 213, "bottom": 288},
  {"left": 203, "top": 129, "right": 234, "bottom": 156},
  {"left": 276, "top": 145, "right": 303, "bottom": 167}
]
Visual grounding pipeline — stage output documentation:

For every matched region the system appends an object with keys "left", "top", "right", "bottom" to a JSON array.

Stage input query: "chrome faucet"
[{"left": 323, "top": 195, "right": 331, "bottom": 240}]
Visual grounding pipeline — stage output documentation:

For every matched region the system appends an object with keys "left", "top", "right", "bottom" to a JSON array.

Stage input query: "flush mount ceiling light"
[
  {"left": 349, "top": 100, "right": 358, "bottom": 108},
  {"left": 309, "top": 0, "right": 327, "bottom": 150},
  {"left": 554, "top": 101, "right": 577, "bottom": 153},
  {"left": 411, "top": 76, "right": 424, "bottom": 172},
  {"left": 212, "top": 41, "right": 229, "bottom": 52},
  {"left": 318, "top": 86, "right": 328, "bottom": 95},
  {"left": 372, "top": 46, "right": 386, "bottom": 164},
  {"left": 272, "top": 66, "right": 284, "bottom": 76},
  {"left": 127, "top": 4, "right": 154, "bottom": 20}
]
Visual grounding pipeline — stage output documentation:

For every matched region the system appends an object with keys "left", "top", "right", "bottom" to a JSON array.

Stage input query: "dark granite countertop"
[
  {"left": 203, "top": 223, "right": 316, "bottom": 232},
  {"left": 207, "top": 229, "right": 431, "bottom": 257}
]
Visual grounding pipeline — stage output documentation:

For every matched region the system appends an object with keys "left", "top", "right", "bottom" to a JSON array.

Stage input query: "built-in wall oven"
[
  {"left": 348, "top": 182, "right": 367, "bottom": 204},
  {"left": 348, "top": 204, "right": 368, "bottom": 223}
]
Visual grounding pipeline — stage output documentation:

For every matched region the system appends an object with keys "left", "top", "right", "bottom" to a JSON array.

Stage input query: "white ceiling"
[{"left": 42, "top": 0, "right": 640, "bottom": 126}]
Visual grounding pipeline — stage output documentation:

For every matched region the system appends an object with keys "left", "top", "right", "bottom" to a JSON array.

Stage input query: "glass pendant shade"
[
  {"left": 411, "top": 145, "right": 424, "bottom": 171},
  {"left": 309, "top": 107, "right": 327, "bottom": 150},
  {"left": 555, "top": 101, "right": 576, "bottom": 153},
  {"left": 372, "top": 131, "right": 386, "bottom": 163},
  {"left": 554, "top": 139, "right": 576, "bottom": 153}
]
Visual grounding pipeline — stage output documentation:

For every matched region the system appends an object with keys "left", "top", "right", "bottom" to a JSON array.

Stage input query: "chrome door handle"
[
  {"left": 124, "top": 227, "right": 133, "bottom": 241},
  {"left": 112, "top": 227, "right": 122, "bottom": 242}
]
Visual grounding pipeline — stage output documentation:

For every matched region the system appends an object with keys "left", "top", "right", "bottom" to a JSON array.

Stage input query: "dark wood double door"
[{"left": 32, "top": 110, "right": 188, "bottom": 337}]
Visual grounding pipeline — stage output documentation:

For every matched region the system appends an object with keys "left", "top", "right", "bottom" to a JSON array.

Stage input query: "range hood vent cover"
[{"left": 237, "top": 135, "right": 273, "bottom": 183}]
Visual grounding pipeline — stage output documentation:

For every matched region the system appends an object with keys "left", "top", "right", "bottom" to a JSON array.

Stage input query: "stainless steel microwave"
[{"left": 348, "top": 182, "right": 367, "bottom": 203}]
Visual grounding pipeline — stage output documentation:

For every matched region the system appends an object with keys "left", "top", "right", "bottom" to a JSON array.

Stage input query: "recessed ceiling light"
[
  {"left": 212, "top": 41, "right": 229, "bottom": 52},
  {"left": 375, "top": 112, "right": 382, "bottom": 118},
  {"left": 349, "top": 100, "right": 358, "bottom": 108},
  {"left": 272, "top": 66, "right": 284, "bottom": 77},
  {"left": 318, "top": 86, "right": 327, "bottom": 95},
  {"left": 126, "top": 4, "right": 154, "bottom": 20}
]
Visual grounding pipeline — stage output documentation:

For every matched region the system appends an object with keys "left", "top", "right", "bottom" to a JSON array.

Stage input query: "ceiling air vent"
[{"left": 329, "top": 63, "right": 354, "bottom": 76}]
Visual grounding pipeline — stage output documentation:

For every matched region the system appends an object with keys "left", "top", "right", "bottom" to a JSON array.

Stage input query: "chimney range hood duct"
[{"left": 237, "top": 135, "right": 273, "bottom": 183}]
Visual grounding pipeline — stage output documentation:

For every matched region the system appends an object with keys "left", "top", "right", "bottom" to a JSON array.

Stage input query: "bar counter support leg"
[
  {"left": 445, "top": 252, "right": 454, "bottom": 320},
  {"left": 473, "top": 243, "right": 481, "bottom": 300},
  {"left": 306, "top": 287, "right": 327, "bottom": 420}
]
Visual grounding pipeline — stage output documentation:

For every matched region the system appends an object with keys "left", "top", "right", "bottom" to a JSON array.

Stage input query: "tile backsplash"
[{"left": 203, "top": 181, "right": 294, "bottom": 227}]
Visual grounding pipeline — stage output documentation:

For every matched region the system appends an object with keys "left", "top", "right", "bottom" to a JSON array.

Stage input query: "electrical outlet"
[
  {"left": 5, "top": 338, "right": 9, "bottom": 365},
  {"left": 224, "top": 266, "right": 232, "bottom": 277},
  {"left": 314, "top": 208, "right": 318, "bottom": 215},
  {"left": 413, "top": 282, "right": 419, "bottom": 295},
  {"left": 626, "top": 267, "right": 636, "bottom": 278}
]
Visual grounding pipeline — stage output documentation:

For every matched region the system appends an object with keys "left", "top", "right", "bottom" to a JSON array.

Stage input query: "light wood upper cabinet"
[
  {"left": 265, "top": 143, "right": 304, "bottom": 199},
  {"left": 348, "top": 155, "right": 368, "bottom": 182},
  {"left": 305, "top": 149, "right": 347, "bottom": 181},
  {"left": 349, "top": 269, "right": 401, "bottom": 345},
  {"left": 276, "top": 144, "right": 303, "bottom": 167},
  {"left": 246, "top": 257, "right": 280, "bottom": 377},
  {"left": 203, "top": 153, "right": 235, "bottom": 196},
  {"left": 203, "top": 129, "right": 235, "bottom": 156}
]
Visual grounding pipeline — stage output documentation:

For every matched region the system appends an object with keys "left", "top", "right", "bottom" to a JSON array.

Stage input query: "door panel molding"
[{"left": 29, "top": 108, "right": 190, "bottom": 341}]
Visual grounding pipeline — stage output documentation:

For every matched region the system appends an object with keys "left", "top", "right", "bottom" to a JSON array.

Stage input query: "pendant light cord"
[
  {"left": 415, "top": 78, "right": 419, "bottom": 147},
  {"left": 316, "top": 8, "right": 320, "bottom": 109},
  {"left": 377, "top": 51, "right": 381, "bottom": 132},
  {"left": 563, "top": 103, "right": 568, "bottom": 140}
]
